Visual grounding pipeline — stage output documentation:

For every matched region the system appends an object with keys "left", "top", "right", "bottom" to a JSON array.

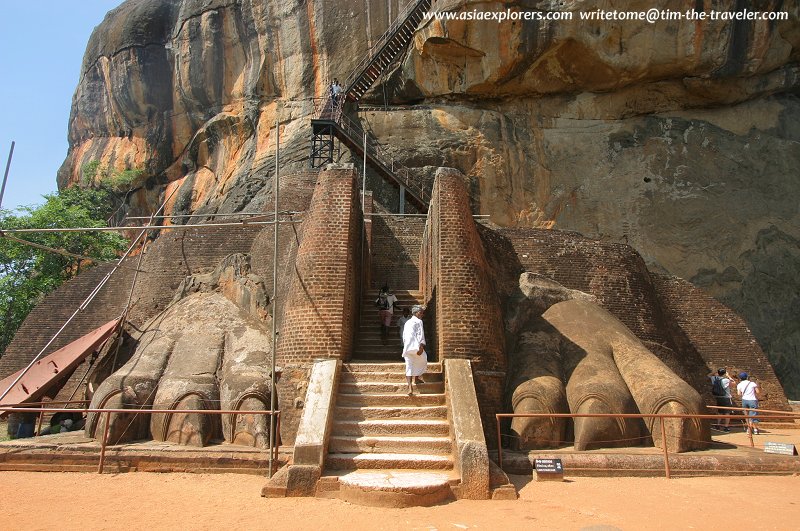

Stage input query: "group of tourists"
[
  {"left": 710, "top": 368, "right": 763, "bottom": 434},
  {"left": 375, "top": 286, "right": 427, "bottom": 395}
]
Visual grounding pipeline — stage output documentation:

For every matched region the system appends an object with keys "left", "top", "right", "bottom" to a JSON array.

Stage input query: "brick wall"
[
  {"left": 275, "top": 165, "right": 363, "bottom": 365},
  {"left": 420, "top": 168, "right": 507, "bottom": 446},
  {"left": 370, "top": 214, "right": 425, "bottom": 291},
  {"left": 652, "top": 274, "right": 790, "bottom": 412}
]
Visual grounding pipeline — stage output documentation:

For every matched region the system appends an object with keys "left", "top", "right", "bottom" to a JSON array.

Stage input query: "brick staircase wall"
[
  {"left": 276, "top": 165, "right": 363, "bottom": 366},
  {"left": 419, "top": 168, "right": 506, "bottom": 447}
]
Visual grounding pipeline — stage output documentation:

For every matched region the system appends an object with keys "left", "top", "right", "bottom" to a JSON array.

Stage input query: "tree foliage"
[{"left": 0, "top": 187, "right": 128, "bottom": 355}]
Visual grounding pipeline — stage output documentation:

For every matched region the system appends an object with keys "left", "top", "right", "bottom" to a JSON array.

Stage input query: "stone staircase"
[
  {"left": 318, "top": 362, "right": 458, "bottom": 506},
  {"left": 352, "top": 290, "right": 423, "bottom": 362}
]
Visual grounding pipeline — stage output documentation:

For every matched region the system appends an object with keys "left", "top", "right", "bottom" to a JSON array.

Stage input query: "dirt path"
[{"left": 1, "top": 472, "right": 798, "bottom": 530}]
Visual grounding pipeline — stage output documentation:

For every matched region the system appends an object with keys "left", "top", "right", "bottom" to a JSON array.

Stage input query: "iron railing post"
[
  {"left": 659, "top": 416, "right": 671, "bottom": 479},
  {"left": 98, "top": 410, "right": 111, "bottom": 474}
]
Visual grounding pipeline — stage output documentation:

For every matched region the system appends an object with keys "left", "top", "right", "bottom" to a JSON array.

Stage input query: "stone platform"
[
  {"left": 3, "top": 427, "right": 798, "bottom": 486},
  {"left": 499, "top": 426, "right": 800, "bottom": 477},
  {"left": 0, "top": 431, "right": 290, "bottom": 474}
]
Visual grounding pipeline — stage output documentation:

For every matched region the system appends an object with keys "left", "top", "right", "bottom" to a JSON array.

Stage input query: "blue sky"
[{"left": 0, "top": 1, "right": 123, "bottom": 212}]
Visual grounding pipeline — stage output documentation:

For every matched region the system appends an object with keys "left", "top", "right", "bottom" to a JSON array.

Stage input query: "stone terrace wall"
[
  {"left": 420, "top": 168, "right": 506, "bottom": 446},
  {"left": 652, "top": 275, "right": 790, "bottom": 412},
  {"left": 370, "top": 215, "right": 425, "bottom": 292},
  {"left": 276, "top": 165, "right": 363, "bottom": 366}
]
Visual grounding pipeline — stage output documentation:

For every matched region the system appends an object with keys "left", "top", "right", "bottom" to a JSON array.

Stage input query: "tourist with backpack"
[
  {"left": 737, "top": 372, "right": 762, "bottom": 435},
  {"left": 375, "top": 285, "right": 398, "bottom": 344},
  {"left": 710, "top": 368, "right": 735, "bottom": 432}
]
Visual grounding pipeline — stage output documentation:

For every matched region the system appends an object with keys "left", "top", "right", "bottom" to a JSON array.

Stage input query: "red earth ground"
[{"left": 1, "top": 471, "right": 798, "bottom": 530}]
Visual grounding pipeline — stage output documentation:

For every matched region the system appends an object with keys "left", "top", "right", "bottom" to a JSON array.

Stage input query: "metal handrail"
[
  {"left": 495, "top": 410, "right": 800, "bottom": 479},
  {"left": 343, "top": 0, "right": 429, "bottom": 98},
  {"left": 311, "top": 98, "right": 430, "bottom": 205}
]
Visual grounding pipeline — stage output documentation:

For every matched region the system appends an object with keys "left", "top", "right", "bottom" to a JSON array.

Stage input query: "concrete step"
[
  {"left": 340, "top": 371, "right": 443, "bottom": 384},
  {"left": 339, "top": 381, "right": 444, "bottom": 394},
  {"left": 334, "top": 405, "right": 447, "bottom": 421},
  {"left": 329, "top": 435, "right": 452, "bottom": 455},
  {"left": 343, "top": 362, "right": 442, "bottom": 373},
  {"left": 331, "top": 419, "right": 450, "bottom": 437},
  {"left": 326, "top": 452, "right": 454, "bottom": 471},
  {"left": 336, "top": 392, "right": 445, "bottom": 407}
]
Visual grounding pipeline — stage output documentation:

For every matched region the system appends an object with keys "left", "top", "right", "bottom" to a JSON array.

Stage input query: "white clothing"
[
  {"left": 377, "top": 293, "right": 398, "bottom": 313},
  {"left": 397, "top": 316, "right": 410, "bottom": 339},
  {"left": 402, "top": 315, "right": 427, "bottom": 377},
  {"left": 722, "top": 377, "right": 732, "bottom": 398},
  {"left": 737, "top": 380, "right": 758, "bottom": 401},
  {"left": 404, "top": 350, "right": 428, "bottom": 377}
]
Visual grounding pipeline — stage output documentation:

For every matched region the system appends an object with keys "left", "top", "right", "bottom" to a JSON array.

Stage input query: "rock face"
[{"left": 58, "top": 0, "right": 800, "bottom": 396}]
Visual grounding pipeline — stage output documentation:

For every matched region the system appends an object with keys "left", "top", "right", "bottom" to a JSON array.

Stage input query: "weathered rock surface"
[{"left": 58, "top": 0, "right": 800, "bottom": 395}]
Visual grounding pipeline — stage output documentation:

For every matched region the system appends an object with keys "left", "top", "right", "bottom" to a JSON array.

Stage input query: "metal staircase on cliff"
[{"left": 311, "top": 0, "right": 434, "bottom": 212}]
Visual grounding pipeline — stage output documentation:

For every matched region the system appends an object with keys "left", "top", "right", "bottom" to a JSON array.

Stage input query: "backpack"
[
  {"left": 375, "top": 294, "right": 390, "bottom": 310},
  {"left": 711, "top": 376, "right": 725, "bottom": 396}
]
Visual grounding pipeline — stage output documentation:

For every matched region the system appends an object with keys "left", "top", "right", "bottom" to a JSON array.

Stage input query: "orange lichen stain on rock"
[
  {"left": 521, "top": 39, "right": 620, "bottom": 94},
  {"left": 163, "top": 178, "right": 186, "bottom": 221},
  {"left": 305, "top": 0, "right": 324, "bottom": 97},
  {"left": 254, "top": 104, "right": 278, "bottom": 163}
]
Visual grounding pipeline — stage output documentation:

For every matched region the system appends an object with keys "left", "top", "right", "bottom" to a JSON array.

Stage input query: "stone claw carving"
[
  {"left": 86, "top": 254, "right": 277, "bottom": 448},
  {"left": 508, "top": 274, "right": 710, "bottom": 453}
]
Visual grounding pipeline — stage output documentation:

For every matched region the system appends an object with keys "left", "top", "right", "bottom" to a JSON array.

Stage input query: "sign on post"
[{"left": 534, "top": 458, "right": 564, "bottom": 481}]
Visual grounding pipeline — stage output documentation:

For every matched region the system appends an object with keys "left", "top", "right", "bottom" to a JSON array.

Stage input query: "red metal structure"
[{"left": 0, "top": 318, "right": 120, "bottom": 416}]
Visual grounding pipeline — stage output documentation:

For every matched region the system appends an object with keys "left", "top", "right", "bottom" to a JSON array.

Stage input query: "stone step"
[
  {"left": 326, "top": 452, "right": 454, "bottom": 471},
  {"left": 329, "top": 435, "right": 452, "bottom": 455},
  {"left": 321, "top": 470, "right": 456, "bottom": 508},
  {"left": 340, "top": 371, "right": 443, "bottom": 384},
  {"left": 334, "top": 405, "right": 447, "bottom": 421},
  {"left": 331, "top": 419, "right": 450, "bottom": 437},
  {"left": 336, "top": 392, "right": 445, "bottom": 407},
  {"left": 339, "top": 381, "right": 444, "bottom": 394},
  {"left": 343, "top": 362, "right": 442, "bottom": 373}
]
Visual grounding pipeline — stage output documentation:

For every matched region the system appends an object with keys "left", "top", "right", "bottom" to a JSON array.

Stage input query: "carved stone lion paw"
[{"left": 86, "top": 255, "right": 276, "bottom": 448}]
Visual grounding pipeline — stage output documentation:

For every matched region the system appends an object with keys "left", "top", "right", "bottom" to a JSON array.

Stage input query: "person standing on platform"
[{"left": 402, "top": 305, "right": 428, "bottom": 395}]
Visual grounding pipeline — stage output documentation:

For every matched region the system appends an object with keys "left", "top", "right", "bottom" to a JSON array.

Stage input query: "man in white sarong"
[{"left": 402, "top": 305, "right": 427, "bottom": 395}]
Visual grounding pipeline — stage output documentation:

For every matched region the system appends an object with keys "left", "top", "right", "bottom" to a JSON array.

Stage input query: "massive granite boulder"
[{"left": 57, "top": 0, "right": 800, "bottom": 396}]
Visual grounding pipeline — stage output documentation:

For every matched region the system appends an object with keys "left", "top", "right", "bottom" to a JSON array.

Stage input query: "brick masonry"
[
  {"left": 420, "top": 168, "right": 507, "bottom": 447},
  {"left": 651, "top": 274, "right": 789, "bottom": 412},
  {"left": 275, "top": 165, "right": 363, "bottom": 366},
  {"left": 369, "top": 212, "right": 425, "bottom": 292}
]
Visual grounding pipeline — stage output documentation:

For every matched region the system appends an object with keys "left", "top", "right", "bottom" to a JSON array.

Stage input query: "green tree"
[{"left": 0, "top": 187, "right": 128, "bottom": 355}]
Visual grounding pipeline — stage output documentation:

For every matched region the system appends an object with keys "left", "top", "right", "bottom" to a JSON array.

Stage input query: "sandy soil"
[{"left": 1, "top": 471, "right": 798, "bottom": 530}]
